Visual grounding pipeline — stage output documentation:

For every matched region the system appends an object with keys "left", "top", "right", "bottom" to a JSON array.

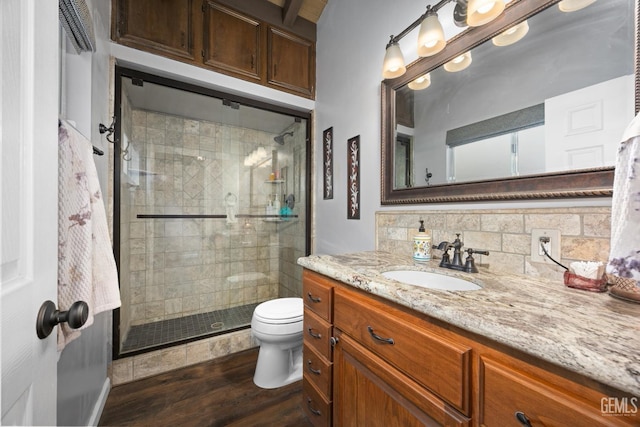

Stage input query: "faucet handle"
[
  {"left": 466, "top": 248, "right": 489, "bottom": 256},
  {"left": 434, "top": 241, "right": 450, "bottom": 251},
  {"left": 463, "top": 248, "right": 489, "bottom": 273}
]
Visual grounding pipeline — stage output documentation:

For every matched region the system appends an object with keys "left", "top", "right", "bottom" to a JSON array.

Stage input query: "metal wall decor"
[
  {"left": 347, "top": 135, "right": 360, "bottom": 219},
  {"left": 323, "top": 127, "right": 334, "bottom": 199}
]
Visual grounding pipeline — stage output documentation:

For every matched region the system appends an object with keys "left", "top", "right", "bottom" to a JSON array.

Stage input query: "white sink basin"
[{"left": 381, "top": 270, "right": 481, "bottom": 291}]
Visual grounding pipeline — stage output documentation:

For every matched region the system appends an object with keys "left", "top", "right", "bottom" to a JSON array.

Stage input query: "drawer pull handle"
[
  {"left": 307, "top": 360, "right": 321, "bottom": 375},
  {"left": 307, "top": 292, "right": 321, "bottom": 303},
  {"left": 367, "top": 326, "right": 395, "bottom": 345},
  {"left": 307, "top": 398, "right": 322, "bottom": 416},
  {"left": 515, "top": 411, "right": 532, "bottom": 427},
  {"left": 307, "top": 327, "right": 322, "bottom": 339}
]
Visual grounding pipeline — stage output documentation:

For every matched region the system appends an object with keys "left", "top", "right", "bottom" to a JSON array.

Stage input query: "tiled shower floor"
[{"left": 121, "top": 302, "right": 260, "bottom": 353}]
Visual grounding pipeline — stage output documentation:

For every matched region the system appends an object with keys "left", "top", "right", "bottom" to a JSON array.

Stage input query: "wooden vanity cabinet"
[
  {"left": 334, "top": 286, "right": 471, "bottom": 415},
  {"left": 113, "top": 0, "right": 199, "bottom": 61},
  {"left": 302, "top": 270, "right": 334, "bottom": 427},
  {"left": 267, "top": 27, "right": 315, "bottom": 98},
  {"left": 202, "top": 1, "right": 262, "bottom": 81},
  {"left": 478, "top": 354, "right": 635, "bottom": 427},
  {"left": 302, "top": 269, "right": 639, "bottom": 427},
  {"left": 113, "top": 0, "right": 316, "bottom": 99},
  {"left": 333, "top": 328, "right": 470, "bottom": 427}
]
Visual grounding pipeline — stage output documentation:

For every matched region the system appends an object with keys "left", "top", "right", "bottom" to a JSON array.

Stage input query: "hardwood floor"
[{"left": 99, "top": 348, "right": 313, "bottom": 427}]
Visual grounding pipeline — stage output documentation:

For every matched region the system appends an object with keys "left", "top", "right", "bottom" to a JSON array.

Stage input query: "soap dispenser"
[{"left": 413, "top": 220, "right": 431, "bottom": 262}]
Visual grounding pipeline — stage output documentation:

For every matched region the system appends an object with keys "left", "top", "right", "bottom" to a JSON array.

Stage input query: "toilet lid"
[{"left": 254, "top": 298, "right": 303, "bottom": 323}]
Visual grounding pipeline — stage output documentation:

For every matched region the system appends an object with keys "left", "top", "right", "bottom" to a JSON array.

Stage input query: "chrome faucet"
[{"left": 433, "top": 233, "right": 489, "bottom": 273}]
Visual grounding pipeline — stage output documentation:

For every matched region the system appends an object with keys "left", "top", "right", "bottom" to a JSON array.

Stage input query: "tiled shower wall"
[
  {"left": 278, "top": 142, "right": 307, "bottom": 298},
  {"left": 118, "top": 99, "right": 305, "bottom": 332},
  {"left": 376, "top": 207, "right": 611, "bottom": 281}
]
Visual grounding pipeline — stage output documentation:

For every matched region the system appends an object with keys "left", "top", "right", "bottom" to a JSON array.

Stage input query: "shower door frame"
[{"left": 112, "top": 65, "right": 312, "bottom": 359}]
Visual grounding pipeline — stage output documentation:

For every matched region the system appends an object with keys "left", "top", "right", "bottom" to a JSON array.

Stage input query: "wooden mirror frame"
[{"left": 381, "top": 0, "right": 640, "bottom": 204}]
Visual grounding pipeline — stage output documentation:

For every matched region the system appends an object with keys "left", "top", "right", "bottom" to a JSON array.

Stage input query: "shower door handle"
[{"left": 36, "top": 300, "right": 89, "bottom": 339}]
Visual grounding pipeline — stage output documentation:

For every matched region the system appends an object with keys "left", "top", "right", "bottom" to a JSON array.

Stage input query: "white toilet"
[{"left": 251, "top": 297, "right": 304, "bottom": 389}]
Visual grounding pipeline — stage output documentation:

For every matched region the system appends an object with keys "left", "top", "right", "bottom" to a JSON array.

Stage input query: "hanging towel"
[
  {"left": 58, "top": 121, "right": 121, "bottom": 350},
  {"left": 606, "top": 112, "right": 640, "bottom": 302}
]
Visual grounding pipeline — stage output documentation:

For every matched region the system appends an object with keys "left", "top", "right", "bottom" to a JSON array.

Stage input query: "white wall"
[
  {"left": 57, "top": 1, "right": 113, "bottom": 425},
  {"left": 110, "top": 43, "right": 315, "bottom": 114},
  {"left": 313, "top": 0, "right": 612, "bottom": 255}
]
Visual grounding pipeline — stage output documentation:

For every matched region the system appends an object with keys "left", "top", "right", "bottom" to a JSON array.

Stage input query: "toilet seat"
[{"left": 253, "top": 298, "right": 303, "bottom": 324}]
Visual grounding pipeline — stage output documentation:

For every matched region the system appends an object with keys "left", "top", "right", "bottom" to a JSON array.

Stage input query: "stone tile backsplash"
[{"left": 376, "top": 207, "right": 611, "bottom": 281}]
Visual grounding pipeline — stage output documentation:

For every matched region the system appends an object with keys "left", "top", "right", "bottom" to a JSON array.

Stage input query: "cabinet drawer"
[
  {"left": 303, "top": 270, "right": 333, "bottom": 322},
  {"left": 304, "top": 309, "right": 332, "bottom": 360},
  {"left": 334, "top": 287, "right": 471, "bottom": 414},
  {"left": 479, "top": 356, "right": 636, "bottom": 426},
  {"left": 303, "top": 377, "right": 331, "bottom": 427},
  {"left": 303, "top": 343, "right": 332, "bottom": 399}
]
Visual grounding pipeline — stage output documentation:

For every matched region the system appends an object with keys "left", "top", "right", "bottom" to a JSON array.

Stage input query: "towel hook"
[{"left": 98, "top": 116, "right": 116, "bottom": 143}]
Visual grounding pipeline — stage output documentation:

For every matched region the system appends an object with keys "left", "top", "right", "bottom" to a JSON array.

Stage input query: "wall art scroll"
[
  {"left": 323, "top": 127, "right": 333, "bottom": 199},
  {"left": 347, "top": 135, "right": 360, "bottom": 220}
]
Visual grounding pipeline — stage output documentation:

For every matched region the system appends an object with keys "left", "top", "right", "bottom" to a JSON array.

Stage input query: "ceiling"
[{"left": 266, "top": 0, "right": 327, "bottom": 24}]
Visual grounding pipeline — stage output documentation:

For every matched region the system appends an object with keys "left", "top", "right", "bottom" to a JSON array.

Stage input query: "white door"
[
  {"left": 544, "top": 74, "right": 634, "bottom": 173},
  {"left": 1, "top": 0, "right": 60, "bottom": 425}
]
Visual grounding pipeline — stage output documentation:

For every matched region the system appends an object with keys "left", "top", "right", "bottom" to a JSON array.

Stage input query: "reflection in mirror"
[
  {"left": 446, "top": 104, "right": 545, "bottom": 182},
  {"left": 385, "top": 0, "right": 636, "bottom": 202}
]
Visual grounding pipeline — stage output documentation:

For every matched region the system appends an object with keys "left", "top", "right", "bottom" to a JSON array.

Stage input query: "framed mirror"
[{"left": 381, "top": 0, "right": 639, "bottom": 204}]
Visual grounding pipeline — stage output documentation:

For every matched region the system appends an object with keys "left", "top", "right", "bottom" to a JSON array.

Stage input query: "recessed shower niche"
[{"left": 113, "top": 67, "right": 310, "bottom": 357}]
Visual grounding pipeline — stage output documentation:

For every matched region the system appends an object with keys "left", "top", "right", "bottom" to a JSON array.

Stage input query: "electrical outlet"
[{"left": 531, "top": 229, "right": 561, "bottom": 263}]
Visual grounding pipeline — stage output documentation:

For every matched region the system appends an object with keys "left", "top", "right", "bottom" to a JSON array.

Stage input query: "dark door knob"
[{"left": 36, "top": 300, "right": 89, "bottom": 339}]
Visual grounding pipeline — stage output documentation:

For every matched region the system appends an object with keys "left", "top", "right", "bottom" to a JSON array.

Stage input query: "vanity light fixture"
[
  {"left": 558, "top": 0, "right": 597, "bottom": 12},
  {"left": 467, "top": 0, "right": 506, "bottom": 26},
  {"left": 382, "top": 38, "right": 407, "bottom": 78},
  {"left": 382, "top": 0, "right": 506, "bottom": 79},
  {"left": 417, "top": 9, "right": 446, "bottom": 57},
  {"left": 492, "top": 20, "right": 529, "bottom": 46},
  {"left": 408, "top": 73, "right": 432, "bottom": 90},
  {"left": 444, "top": 51, "right": 472, "bottom": 72}
]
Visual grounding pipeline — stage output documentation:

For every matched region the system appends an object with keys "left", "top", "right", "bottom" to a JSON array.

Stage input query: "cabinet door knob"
[
  {"left": 367, "top": 326, "right": 395, "bottom": 345},
  {"left": 515, "top": 411, "right": 533, "bottom": 426},
  {"left": 36, "top": 300, "right": 89, "bottom": 339}
]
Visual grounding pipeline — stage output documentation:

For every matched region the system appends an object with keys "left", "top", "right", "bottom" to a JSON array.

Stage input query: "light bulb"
[
  {"left": 444, "top": 51, "right": 472, "bottom": 72},
  {"left": 382, "top": 41, "right": 406, "bottom": 79},
  {"left": 492, "top": 20, "right": 529, "bottom": 46},
  {"left": 467, "top": 0, "right": 505, "bottom": 26},
  {"left": 417, "top": 12, "right": 446, "bottom": 57},
  {"left": 408, "top": 73, "right": 431, "bottom": 90},
  {"left": 558, "top": 0, "right": 597, "bottom": 12}
]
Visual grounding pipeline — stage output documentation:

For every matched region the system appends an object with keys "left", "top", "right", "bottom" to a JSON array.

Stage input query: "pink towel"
[{"left": 58, "top": 121, "right": 121, "bottom": 350}]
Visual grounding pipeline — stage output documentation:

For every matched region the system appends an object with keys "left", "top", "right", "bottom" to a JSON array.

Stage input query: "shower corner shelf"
[
  {"left": 264, "top": 179, "right": 285, "bottom": 184},
  {"left": 128, "top": 168, "right": 159, "bottom": 176},
  {"left": 263, "top": 217, "right": 298, "bottom": 223}
]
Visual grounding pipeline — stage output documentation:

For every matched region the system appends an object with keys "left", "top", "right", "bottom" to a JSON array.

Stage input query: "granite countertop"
[{"left": 297, "top": 251, "right": 640, "bottom": 396}]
